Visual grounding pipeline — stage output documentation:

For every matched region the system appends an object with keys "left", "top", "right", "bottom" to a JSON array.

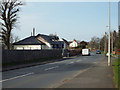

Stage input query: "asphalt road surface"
[{"left": 2, "top": 52, "right": 107, "bottom": 88}]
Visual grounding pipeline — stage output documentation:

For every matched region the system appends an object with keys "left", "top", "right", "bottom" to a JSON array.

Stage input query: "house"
[
  {"left": 13, "top": 36, "right": 45, "bottom": 50},
  {"left": 13, "top": 34, "right": 64, "bottom": 50},
  {"left": 77, "top": 41, "right": 88, "bottom": 49},
  {"left": 69, "top": 39, "right": 78, "bottom": 48},
  {"left": 36, "top": 34, "right": 64, "bottom": 49},
  {"left": 80, "top": 41, "right": 88, "bottom": 46},
  {"left": 62, "top": 38, "right": 69, "bottom": 49}
]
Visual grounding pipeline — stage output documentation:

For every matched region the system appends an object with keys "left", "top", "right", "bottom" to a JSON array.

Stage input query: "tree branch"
[
  {"left": 10, "top": 9, "right": 19, "bottom": 16},
  {"left": 0, "top": 0, "right": 24, "bottom": 49},
  {"left": 1, "top": 27, "right": 7, "bottom": 33}
]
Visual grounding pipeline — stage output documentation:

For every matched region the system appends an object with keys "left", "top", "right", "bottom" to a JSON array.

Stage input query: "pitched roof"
[
  {"left": 13, "top": 36, "right": 45, "bottom": 45},
  {"left": 62, "top": 38, "right": 69, "bottom": 45},
  {"left": 37, "top": 34, "right": 64, "bottom": 45}
]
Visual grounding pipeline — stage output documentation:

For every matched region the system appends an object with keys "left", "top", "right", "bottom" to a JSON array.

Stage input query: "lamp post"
[
  {"left": 111, "top": 30, "right": 113, "bottom": 55},
  {"left": 104, "top": 32, "right": 107, "bottom": 54},
  {"left": 108, "top": 0, "right": 111, "bottom": 66}
]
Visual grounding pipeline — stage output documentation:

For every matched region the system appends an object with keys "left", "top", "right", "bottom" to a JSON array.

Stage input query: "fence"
[{"left": 2, "top": 49, "right": 62, "bottom": 65}]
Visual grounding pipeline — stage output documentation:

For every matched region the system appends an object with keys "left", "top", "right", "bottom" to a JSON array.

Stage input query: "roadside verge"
[{"left": 112, "top": 57, "right": 120, "bottom": 89}]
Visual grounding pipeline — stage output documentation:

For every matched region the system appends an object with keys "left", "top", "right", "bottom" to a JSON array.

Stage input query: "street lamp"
[
  {"left": 108, "top": 0, "right": 111, "bottom": 66},
  {"left": 104, "top": 32, "right": 107, "bottom": 54},
  {"left": 111, "top": 30, "right": 114, "bottom": 55}
]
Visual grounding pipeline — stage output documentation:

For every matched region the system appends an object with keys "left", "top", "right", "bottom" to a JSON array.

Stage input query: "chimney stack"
[{"left": 33, "top": 28, "right": 35, "bottom": 36}]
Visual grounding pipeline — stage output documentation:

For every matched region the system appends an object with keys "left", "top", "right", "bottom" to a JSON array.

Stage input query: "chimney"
[
  {"left": 55, "top": 32, "right": 57, "bottom": 36},
  {"left": 33, "top": 28, "right": 35, "bottom": 36}
]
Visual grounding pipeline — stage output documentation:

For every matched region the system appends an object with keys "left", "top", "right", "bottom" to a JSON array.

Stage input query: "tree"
[
  {"left": 0, "top": 0, "right": 23, "bottom": 49},
  {"left": 9, "top": 33, "right": 20, "bottom": 49},
  {"left": 10, "top": 33, "right": 19, "bottom": 44},
  {"left": 112, "top": 30, "right": 118, "bottom": 52},
  {"left": 89, "top": 36, "right": 100, "bottom": 50},
  {"left": 118, "top": 26, "right": 120, "bottom": 49},
  {"left": 99, "top": 36, "right": 105, "bottom": 52}
]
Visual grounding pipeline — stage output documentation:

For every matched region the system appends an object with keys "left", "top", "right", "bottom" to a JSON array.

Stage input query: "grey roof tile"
[{"left": 13, "top": 36, "right": 45, "bottom": 45}]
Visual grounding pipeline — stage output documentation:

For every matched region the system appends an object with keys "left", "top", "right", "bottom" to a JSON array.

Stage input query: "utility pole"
[
  {"left": 104, "top": 32, "right": 107, "bottom": 53},
  {"left": 108, "top": 0, "right": 111, "bottom": 66},
  {"left": 111, "top": 31, "right": 113, "bottom": 55}
]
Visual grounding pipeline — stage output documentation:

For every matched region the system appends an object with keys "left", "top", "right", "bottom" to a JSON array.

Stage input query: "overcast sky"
[{"left": 12, "top": 2, "right": 118, "bottom": 42}]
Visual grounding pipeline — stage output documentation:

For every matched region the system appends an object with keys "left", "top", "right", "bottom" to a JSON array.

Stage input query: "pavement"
[{"left": 58, "top": 57, "right": 115, "bottom": 88}]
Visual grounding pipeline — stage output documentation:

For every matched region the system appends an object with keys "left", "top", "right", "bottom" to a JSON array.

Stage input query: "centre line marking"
[
  {"left": 44, "top": 66, "right": 59, "bottom": 71},
  {"left": 66, "top": 62, "right": 74, "bottom": 65},
  {"left": 1, "top": 72, "right": 34, "bottom": 83},
  {"left": 70, "top": 62, "right": 74, "bottom": 64},
  {"left": 76, "top": 60, "right": 82, "bottom": 62}
]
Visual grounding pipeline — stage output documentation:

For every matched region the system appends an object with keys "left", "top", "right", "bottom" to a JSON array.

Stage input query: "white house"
[
  {"left": 13, "top": 36, "right": 46, "bottom": 50},
  {"left": 69, "top": 39, "right": 78, "bottom": 48},
  {"left": 13, "top": 34, "right": 64, "bottom": 50}
]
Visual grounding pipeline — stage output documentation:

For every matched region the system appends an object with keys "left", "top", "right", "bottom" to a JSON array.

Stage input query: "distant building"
[
  {"left": 69, "top": 39, "right": 78, "bottom": 48},
  {"left": 80, "top": 41, "right": 88, "bottom": 46},
  {"left": 13, "top": 34, "right": 64, "bottom": 50},
  {"left": 79, "top": 41, "right": 88, "bottom": 49}
]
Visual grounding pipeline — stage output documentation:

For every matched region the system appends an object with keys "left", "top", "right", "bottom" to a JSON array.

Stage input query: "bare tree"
[
  {"left": 10, "top": 33, "right": 19, "bottom": 43},
  {"left": 0, "top": 0, "right": 23, "bottom": 49},
  {"left": 89, "top": 36, "right": 100, "bottom": 50},
  {"left": 9, "top": 33, "right": 19, "bottom": 49},
  {"left": 118, "top": 26, "right": 120, "bottom": 49},
  {"left": 14, "top": 35, "right": 19, "bottom": 42}
]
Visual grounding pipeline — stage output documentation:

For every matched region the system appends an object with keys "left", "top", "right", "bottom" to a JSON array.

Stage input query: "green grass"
[{"left": 113, "top": 58, "right": 120, "bottom": 89}]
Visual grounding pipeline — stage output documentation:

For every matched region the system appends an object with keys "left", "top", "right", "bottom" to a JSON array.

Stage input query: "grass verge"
[{"left": 112, "top": 58, "right": 120, "bottom": 89}]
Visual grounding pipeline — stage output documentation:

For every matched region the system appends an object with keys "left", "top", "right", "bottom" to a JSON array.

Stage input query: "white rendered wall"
[
  {"left": 14, "top": 45, "right": 41, "bottom": 50},
  {"left": 14, "top": 45, "right": 52, "bottom": 50},
  {"left": 69, "top": 41, "right": 78, "bottom": 48}
]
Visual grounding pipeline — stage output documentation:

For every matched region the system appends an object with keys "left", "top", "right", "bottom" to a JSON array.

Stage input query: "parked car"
[{"left": 96, "top": 50, "right": 101, "bottom": 54}]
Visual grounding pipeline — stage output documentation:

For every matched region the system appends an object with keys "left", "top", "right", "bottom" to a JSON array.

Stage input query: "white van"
[{"left": 82, "top": 49, "right": 90, "bottom": 56}]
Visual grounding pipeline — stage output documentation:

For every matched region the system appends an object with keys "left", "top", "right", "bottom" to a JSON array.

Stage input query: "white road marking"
[
  {"left": 93, "top": 62, "right": 97, "bottom": 64},
  {"left": 76, "top": 60, "right": 82, "bottom": 62},
  {"left": 1, "top": 72, "right": 34, "bottom": 83},
  {"left": 66, "top": 62, "right": 74, "bottom": 65},
  {"left": 44, "top": 66, "right": 59, "bottom": 71},
  {"left": 70, "top": 62, "right": 74, "bottom": 64},
  {"left": 49, "top": 63, "right": 54, "bottom": 65}
]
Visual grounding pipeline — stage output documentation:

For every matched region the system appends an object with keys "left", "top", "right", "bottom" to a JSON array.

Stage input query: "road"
[{"left": 2, "top": 53, "right": 107, "bottom": 88}]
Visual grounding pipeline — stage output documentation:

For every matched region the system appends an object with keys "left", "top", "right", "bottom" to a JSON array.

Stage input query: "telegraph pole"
[
  {"left": 111, "top": 31, "right": 113, "bottom": 55},
  {"left": 108, "top": 0, "right": 111, "bottom": 66},
  {"left": 104, "top": 32, "right": 107, "bottom": 53}
]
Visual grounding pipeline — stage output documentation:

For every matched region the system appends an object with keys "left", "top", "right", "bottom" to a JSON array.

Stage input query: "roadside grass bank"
[{"left": 112, "top": 57, "right": 120, "bottom": 89}]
